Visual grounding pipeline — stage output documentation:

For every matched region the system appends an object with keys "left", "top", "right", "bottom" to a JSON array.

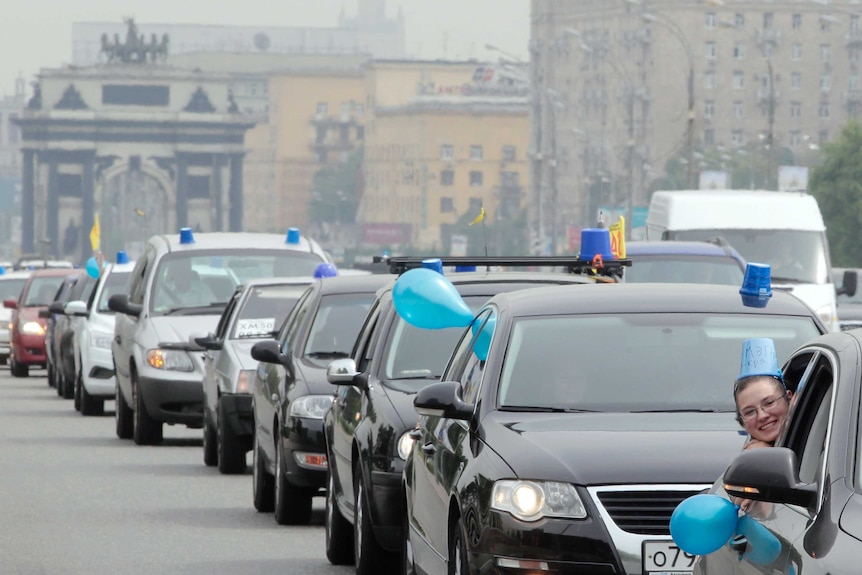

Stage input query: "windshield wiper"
[
  {"left": 499, "top": 406, "right": 597, "bottom": 413},
  {"left": 161, "top": 303, "right": 226, "bottom": 316},
  {"left": 306, "top": 351, "right": 350, "bottom": 359},
  {"left": 770, "top": 276, "right": 804, "bottom": 285},
  {"left": 630, "top": 408, "right": 730, "bottom": 413}
]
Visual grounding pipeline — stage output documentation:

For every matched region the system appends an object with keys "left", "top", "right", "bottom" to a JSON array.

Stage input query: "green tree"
[
  {"left": 809, "top": 122, "right": 862, "bottom": 267},
  {"left": 309, "top": 148, "right": 363, "bottom": 225}
]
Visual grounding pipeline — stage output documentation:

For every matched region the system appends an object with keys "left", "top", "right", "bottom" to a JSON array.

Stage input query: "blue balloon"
[
  {"left": 670, "top": 494, "right": 739, "bottom": 556},
  {"left": 736, "top": 514, "right": 781, "bottom": 565},
  {"left": 85, "top": 256, "right": 101, "bottom": 279},
  {"left": 471, "top": 316, "right": 496, "bottom": 361},
  {"left": 393, "top": 268, "right": 473, "bottom": 330}
]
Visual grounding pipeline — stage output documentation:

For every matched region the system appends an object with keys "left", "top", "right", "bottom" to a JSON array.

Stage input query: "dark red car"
[{"left": 3, "top": 268, "right": 79, "bottom": 377}]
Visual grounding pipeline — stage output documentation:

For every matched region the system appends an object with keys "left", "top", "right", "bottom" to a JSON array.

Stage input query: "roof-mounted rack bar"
[{"left": 372, "top": 255, "right": 632, "bottom": 277}]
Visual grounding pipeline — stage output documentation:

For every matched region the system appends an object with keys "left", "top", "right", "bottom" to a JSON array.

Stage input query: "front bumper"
[
  {"left": 81, "top": 346, "right": 116, "bottom": 398},
  {"left": 280, "top": 416, "right": 327, "bottom": 490},
  {"left": 13, "top": 332, "right": 47, "bottom": 365},
  {"left": 0, "top": 326, "right": 10, "bottom": 357},
  {"left": 137, "top": 370, "right": 204, "bottom": 427}
]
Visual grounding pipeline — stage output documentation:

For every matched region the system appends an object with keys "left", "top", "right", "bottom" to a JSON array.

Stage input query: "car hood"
[
  {"left": 87, "top": 312, "right": 116, "bottom": 335},
  {"left": 483, "top": 412, "right": 746, "bottom": 485},
  {"left": 151, "top": 315, "right": 220, "bottom": 344}
]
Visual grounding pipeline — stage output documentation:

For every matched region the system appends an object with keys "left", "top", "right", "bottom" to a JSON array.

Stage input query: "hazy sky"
[{"left": 0, "top": 0, "right": 530, "bottom": 96}]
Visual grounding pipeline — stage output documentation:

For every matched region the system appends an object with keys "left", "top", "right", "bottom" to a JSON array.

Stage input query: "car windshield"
[
  {"left": 381, "top": 295, "right": 488, "bottom": 390},
  {"left": 96, "top": 271, "right": 132, "bottom": 313},
  {"left": 232, "top": 283, "right": 310, "bottom": 339},
  {"left": 303, "top": 293, "right": 377, "bottom": 365},
  {"left": 0, "top": 278, "right": 27, "bottom": 301},
  {"left": 625, "top": 255, "right": 744, "bottom": 285},
  {"left": 23, "top": 276, "right": 68, "bottom": 307},
  {"left": 497, "top": 313, "right": 820, "bottom": 412},
  {"left": 149, "top": 250, "right": 324, "bottom": 315},
  {"left": 672, "top": 229, "right": 829, "bottom": 284}
]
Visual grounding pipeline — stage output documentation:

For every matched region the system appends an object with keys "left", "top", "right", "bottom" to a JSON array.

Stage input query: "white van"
[{"left": 646, "top": 189, "right": 855, "bottom": 331}]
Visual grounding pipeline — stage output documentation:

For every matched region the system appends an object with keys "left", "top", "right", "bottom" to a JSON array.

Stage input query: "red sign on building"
[{"left": 362, "top": 223, "right": 412, "bottom": 245}]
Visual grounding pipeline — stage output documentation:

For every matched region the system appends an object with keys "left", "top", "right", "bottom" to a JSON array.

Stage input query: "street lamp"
[{"left": 641, "top": 12, "right": 696, "bottom": 189}]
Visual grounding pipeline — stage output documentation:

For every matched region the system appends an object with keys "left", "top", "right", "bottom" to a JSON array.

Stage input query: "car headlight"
[
  {"left": 90, "top": 330, "right": 114, "bottom": 349},
  {"left": 397, "top": 430, "right": 415, "bottom": 460},
  {"left": 20, "top": 321, "right": 44, "bottom": 335},
  {"left": 491, "top": 480, "right": 586, "bottom": 522},
  {"left": 235, "top": 369, "right": 256, "bottom": 394},
  {"left": 288, "top": 394, "right": 334, "bottom": 419},
  {"left": 146, "top": 348, "right": 194, "bottom": 372}
]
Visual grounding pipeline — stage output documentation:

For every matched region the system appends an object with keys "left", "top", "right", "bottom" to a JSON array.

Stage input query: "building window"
[
  {"left": 732, "top": 130, "right": 745, "bottom": 146},
  {"left": 704, "top": 100, "right": 715, "bottom": 119},
  {"left": 440, "top": 144, "right": 454, "bottom": 160},
  {"left": 821, "top": 17, "right": 832, "bottom": 32},
  {"left": 316, "top": 149, "right": 328, "bottom": 163},
  {"left": 500, "top": 171, "right": 519, "bottom": 186},
  {"left": 821, "top": 44, "right": 831, "bottom": 63},
  {"left": 735, "top": 13, "right": 745, "bottom": 29},
  {"left": 704, "top": 128, "right": 715, "bottom": 145},
  {"left": 470, "top": 145, "right": 484, "bottom": 161},
  {"left": 469, "top": 171, "right": 484, "bottom": 186},
  {"left": 468, "top": 197, "right": 483, "bottom": 212},
  {"left": 7, "top": 113, "right": 19, "bottom": 145},
  {"left": 705, "top": 42, "right": 717, "bottom": 61},
  {"left": 790, "top": 102, "right": 802, "bottom": 118},
  {"left": 792, "top": 43, "right": 802, "bottom": 61},
  {"left": 792, "top": 14, "right": 802, "bottom": 29},
  {"left": 733, "top": 43, "right": 746, "bottom": 59},
  {"left": 356, "top": 126, "right": 365, "bottom": 140},
  {"left": 440, "top": 170, "right": 454, "bottom": 186},
  {"left": 791, "top": 72, "right": 801, "bottom": 90},
  {"left": 315, "top": 102, "right": 328, "bottom": 116},
  {"left": 704, "top": 71, "right": 715, "bottom": 90},
  {"left": 706, "top": 12, "right": 716, "bottom": 28},
  {"left": 790, "top": 131, "right": 801, "bottom": 146},
  {"left": 819, "top": 130, "right": 829, "bottom": 145},
  {"left": 732, "top": 70, "right": 745, "bottom": 89},
  {"left": 733, "top": 100, "right": 744, "bottom": 119},
  {"left": 340, "top": 102, "right": 351, "bottom": 118},
  {"left": 851, "top": 102, "right": 862, "bottom": 118},
  {"left": 502, "top": 145, "right": 516, "bottom": 162},
  {"left": 763, "top": 12, "right": 774, "bottom": 29},
  {"left": 821, "top": 74, "right": 832, "bottom": 91},
  {"left": 850, "top": 75, "right": 861, "bottom": 90},
  {"left": 440, "top": 197, "right": 455, "bottom": 213},
  {"left": 818, "top": 103, "right": 831, "bottom": 118},
  {"left": 851, "top": 47, "right": 861, "bottom": 62},
  {"left": 853, "top": 15, "right": 861, "bottom": 32}
]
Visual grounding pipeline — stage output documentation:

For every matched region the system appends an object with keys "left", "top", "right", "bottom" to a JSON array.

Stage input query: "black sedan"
[
  {"left": 322, "top": 268, "right": 613, "bottom": 574},
  {"left": 693, "top": 328, "right": 862, "bottom": 575},
  {"left": 250, "top": 274, "right": 392, "bottom": 525},
  {"left": 403, "top": 283, "right": 826, "bottom": 575}
]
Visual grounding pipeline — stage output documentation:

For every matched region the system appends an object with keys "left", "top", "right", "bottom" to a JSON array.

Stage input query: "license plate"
[{"left": 642, "top": 540, "right": 696, "bottom": 574}]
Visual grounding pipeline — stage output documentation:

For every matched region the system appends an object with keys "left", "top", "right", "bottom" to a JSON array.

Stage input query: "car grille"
[{"left": 595, "top": 489, "right": 703, "bottom": 535}]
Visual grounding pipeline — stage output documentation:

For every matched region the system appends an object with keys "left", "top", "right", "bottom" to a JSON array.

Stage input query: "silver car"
[
  {"left": 109, "top": 227, "right": 332, "bottom": 445},
  {"left": 198, "top": 277, "right": 313, "bottom": 474}
]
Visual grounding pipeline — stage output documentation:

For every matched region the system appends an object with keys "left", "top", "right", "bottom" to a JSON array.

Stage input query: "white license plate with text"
[{"left": 642, "top": 540, "right": 696, "bottom": 574}]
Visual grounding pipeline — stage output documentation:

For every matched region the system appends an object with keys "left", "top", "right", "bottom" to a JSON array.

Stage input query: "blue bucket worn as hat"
[{"left": 737, "top": 337, "right": 783, "bottom": 382}]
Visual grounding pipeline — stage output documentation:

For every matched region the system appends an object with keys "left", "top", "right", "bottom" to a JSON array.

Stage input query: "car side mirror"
[
  {"left": 251, "top": 339, "right": 294, "bottom": 380},
  {"left": 413, "top": 381, "right": 473, "bottom": 421},
  {"left": 108, "top": 293, "right": 142, "bottom": 317},
  {"left": 48, "top": 301, "right": 65, "bottom": 315},
  {"left": 2, "top": 298, "right": 17, "bottom": 310},
  {"left": 326, "top": 358, "right": 363, "bottom": 388},
  {"left": 838, "top": 269, "right": 858, "bottom": 298},
  {"left": 723, "top": 447, "right": 818, "bottom": 509},
  {"left": 64, "top": 300, "right": 88, "bottom": 317},
  {"left": 195, "top": 334, "right": 223, "bottom": 351}
]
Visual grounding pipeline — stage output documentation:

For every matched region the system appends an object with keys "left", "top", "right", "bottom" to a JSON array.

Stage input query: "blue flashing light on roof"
[
  {"left": 286, "top": 227, "right": 301, "bottom": 244},
  {"left": 454, "top": 265, "right": 477, "bottom": 272},
  {"left": 739, "top": 262, "right": 773, "bottom": 308},
  {"left": 314, "top": 262, "right": 338, "bottom": 278},
  {"left": 116, "top": 250, "right": 130, "bottom": 264},
  {"left": 179, "top": 227, "right": 195, "bottom": 244},
  {"left": 421, "top": 258, "right": 444, "bottom": 274},
  {"left": 0, "top": 266, "right": 4, "bottom": 275},
  {"left": 579, "top": 228, "right": 614, "bottom": 261}
]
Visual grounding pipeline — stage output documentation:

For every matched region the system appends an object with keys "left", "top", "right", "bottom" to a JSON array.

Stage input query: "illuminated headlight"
[
  {"left": 814, "top": 303, "right": 836, "bottom": 329},
  {"left": 235, "top": 369, "right": 256, "bottom": 394},
  {"left": 20, "top": 321, "right": 44, "bottom": 335},
  {"left": 90, "top": 330, "right": 114, "bottom": 349},
  {"left": 397, "top": 431, "right": 415, "bottom": 460},
  {"left": 288, "top": 394, "right": 334, "bottom": 419},
  {"left": 491, "top": 480, "right": 586, "bottom": 522},
  {"left": 146, "top": 348, "right": 194, "bottom": 371}
]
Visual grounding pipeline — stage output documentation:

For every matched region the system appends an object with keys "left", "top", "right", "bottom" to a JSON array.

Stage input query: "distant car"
[
  {"left": 50, "top": 273, "right": 97, "bottom": 399},
  {"left": 197, "top": 277, "right": 315, "bottom": 474},
  {"left": 832, "top": 267, "right": 862, "bottom": 330},
  {"left": 3, "top": 267, "right": 79, "bottom": 377},
  {"left": 0, "top": 269, "right": 32, "bottom": 365},
  {"left": 403, "top": 282, "right": 826, "bottom": 575},
  {"left": 249, "top": 273, "right": 393, "bottom": 524},
  {"left": 624, "top": 239, "right": 746, "bottom": 285}
]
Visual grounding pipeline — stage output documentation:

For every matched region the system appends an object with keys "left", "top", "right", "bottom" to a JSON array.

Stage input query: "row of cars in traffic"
[{"left": 2, "top": 228, "right": 860, "bottom": 574}]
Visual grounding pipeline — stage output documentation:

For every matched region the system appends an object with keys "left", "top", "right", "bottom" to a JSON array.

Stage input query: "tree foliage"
[
  {"left": 809, "top": 122, "right": 862, "bottom": 267},
  {"left": 309, "top": 148, "right": 363, "bottom": 224}
]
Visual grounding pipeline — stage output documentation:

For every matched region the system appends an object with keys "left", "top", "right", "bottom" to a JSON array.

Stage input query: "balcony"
[
  {"left": 757, "top": 28, "right": 781, "bottom": 47},
  {"left": 308, "top": 135, "right": 356, "bottom": 152},
  {"left": 845, "top": 88, "right": 862, "bottom": 103},
  {"left": 756, "top": 88, "right": 781, "bottom": 103},
  {"left": 310, "top": 113, "right": 358, "bottom": 126},
  {"left": 846, "top": 29, "right": 862, "bottom": 46}
]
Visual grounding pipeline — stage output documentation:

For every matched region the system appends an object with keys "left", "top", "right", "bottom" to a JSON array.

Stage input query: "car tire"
[
  {"left": 401, "top": 495, "right": 415, "bottom": 575},
  {"left": 0, "top": 354, "right": 6, "bottom": 366},
  {"left": 133, "top": 375, "right": 163, "bottom": 445},
  {"left": 46, "top": 362, "right": 54, "bottom": 386},
  {"left": 325, "top": 467, "right": 354, "bottom": 565},
  {"left": 448, "top": 516, "right": 469, "bottom": 575},
  {"left": 73, "top": 370, "right": 82, "bottom": 412},
  {"left": 354, "top": 470, "right": 392, "bottom": 575},
  {"left": 203, "top": 411, "right": 218, "bottom": 467},
  {"left": 252, "top": 430, "right": 275, "bottom": 513},
  {"left": 274, "top": 428, "right": 313, "bottom": 525},
  {"left": 61, "top": 372, "right": 74, "bottom": 399},
  {"left": 11, "top": 357, "right": 29, "bottom": 378},
  {"left": 217, "top": 399, "right": 246, "bottom": 474},
  {"left": 80, "top": 373, "right": 104, "bottom": 416},
  {"left": 115, "top": 379, "right": 133, "bottom": 439}
]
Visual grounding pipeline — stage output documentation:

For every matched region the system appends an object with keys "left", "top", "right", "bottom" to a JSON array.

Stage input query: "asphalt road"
[{"left": 0, "top": 366, "right": 354, "bottom": 575}]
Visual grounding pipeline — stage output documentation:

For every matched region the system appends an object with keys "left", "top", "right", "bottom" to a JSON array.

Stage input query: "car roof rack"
[{"left": 372, "top": 255, "right": 632, "bottom": 278}]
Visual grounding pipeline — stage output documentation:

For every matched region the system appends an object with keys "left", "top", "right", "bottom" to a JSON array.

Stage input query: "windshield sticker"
[{"left": 236, "top": 318, "right": 275, "bottom": 337}]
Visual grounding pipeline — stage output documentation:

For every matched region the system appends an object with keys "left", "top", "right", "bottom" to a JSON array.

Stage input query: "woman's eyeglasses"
[{"left": 739, "top": 394, "right": 788, "bottom": 422}]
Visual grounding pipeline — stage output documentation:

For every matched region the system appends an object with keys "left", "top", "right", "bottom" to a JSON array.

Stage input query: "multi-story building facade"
[
  {"left": 361, "top": 61, "right": 529, "bottom": 251},
  {"left": 532, "top": 0, "right": 861, "bottom": 237},
  {"left": 0, "top": 77, "right": 26, "bottom": 260}
]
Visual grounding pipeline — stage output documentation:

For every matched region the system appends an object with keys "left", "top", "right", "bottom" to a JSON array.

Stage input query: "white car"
[
  {"left": 0, "top": 269, "right": 33, "bottom": 364},
  {"left": 66, "top": 257, "right": 136, "bottom": 415}
]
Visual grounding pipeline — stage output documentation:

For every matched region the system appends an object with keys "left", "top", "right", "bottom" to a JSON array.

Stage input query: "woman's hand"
[{"left": 743, "top": 439, "right": 772, "bottom": 451}]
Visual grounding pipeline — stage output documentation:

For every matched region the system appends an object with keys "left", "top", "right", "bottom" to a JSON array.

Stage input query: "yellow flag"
[
  {"left": 468, "top": 206, "right": 486, "bottom": 226},
  {"left": 89, "top": 213, "right": 101, "bottom": 252},
  {"left": 134, "top": 208, "right": 146, "bottom": 217},
  {"left": 609, "top": 216, "right": 626, "bottom": 259}
]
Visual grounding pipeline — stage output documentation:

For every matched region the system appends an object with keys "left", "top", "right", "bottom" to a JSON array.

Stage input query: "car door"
[
  {"left": 204, "top": 291, "right": 240, "bottom": 419},
  {"left": 114, "top": 247, "right": 152, "bottom": 398}
]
